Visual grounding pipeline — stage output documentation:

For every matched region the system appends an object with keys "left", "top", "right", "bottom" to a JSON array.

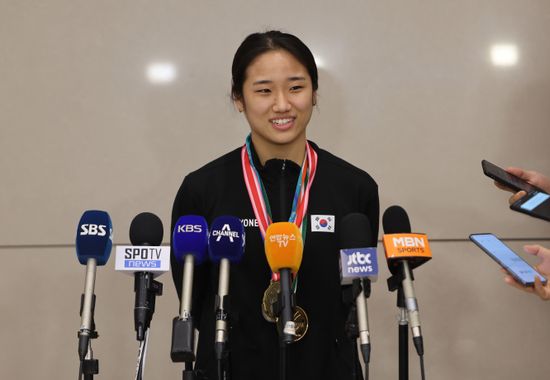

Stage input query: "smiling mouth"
[{"left": 271, "top": 118, "right": 295, "bottom": 130}]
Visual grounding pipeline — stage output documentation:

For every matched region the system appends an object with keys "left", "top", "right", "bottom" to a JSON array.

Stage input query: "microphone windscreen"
[
  {"left": 209, "top": 216, "right": 245, "bottom": 264},
  {"left": 172, "top": 215, "right": 209, "bottom": 265},
  {"left": 264, "top": 222, "right": 303, "bottom": 274},
  {"left": 76, "top": 210, "right": 113, "bottom": 266},
  {"left": 382, "top": 205, "right": 411, "bottom": 234},
  {"left": 340, "top": 213, "right": 374, "bottom": 248},
  {"left": 130, "top": 212, "right": 164, "bottom": 246}
]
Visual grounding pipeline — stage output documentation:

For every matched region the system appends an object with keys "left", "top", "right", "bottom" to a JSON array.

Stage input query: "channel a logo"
[{"left": 212, "top": 224, "right": 240, "bottom": 242}]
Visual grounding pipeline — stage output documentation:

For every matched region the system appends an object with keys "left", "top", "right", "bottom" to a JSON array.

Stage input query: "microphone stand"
[
  {"left": 212, "top": 255, "right": 235, "bottom": 380},
  {"left": 134, "top": 271, "right": 163, "bottom": 380},
  {"left": 387, "top": 266, "right": 415, "bottom": 380},
  {"left": 273, "top": 268, "right": 296, "bottom": 380},
  {"left": 171, "top": 256, "right": 197, "bottom": 380},
  {"left": 78, "top": 259, "right": 99, "bottom": 380},
  {"left": 343, "top": 279, "right": 371, "bottom": 380},
  {"left": 78, "top": 294, "right": 99, "bottom": 379}
]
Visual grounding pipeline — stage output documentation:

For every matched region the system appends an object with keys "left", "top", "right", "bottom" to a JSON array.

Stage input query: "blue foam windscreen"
[
  {"left": 208, "top": 215, "right": 245, "bottom": 264},
  {"left": 76, "top": 210, "right": 113, "bottom": 266},
  {"left": 172, "top": 215, "right": 209, "bottom": 265}
]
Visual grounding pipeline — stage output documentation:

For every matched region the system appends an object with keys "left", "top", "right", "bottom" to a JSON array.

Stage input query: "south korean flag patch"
[{"left": 311, "top": 215, "right": 335, "bottom": 233}]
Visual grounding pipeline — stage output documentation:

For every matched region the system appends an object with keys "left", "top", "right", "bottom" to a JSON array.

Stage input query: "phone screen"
[
  {"left": 470, "top": 233, "right": 547, "bottom": 286},
  {"left": 520, "top": 192, "right": 550, "bottom": 211},
  {"left": 511, "top": 191, "right": 550, "bottom": 222}
]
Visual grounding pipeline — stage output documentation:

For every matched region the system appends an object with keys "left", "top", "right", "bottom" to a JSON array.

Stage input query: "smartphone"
[
  {"left": 510, "top": 191, "right": 550, "bottom": 222},
  {"left": 469, "top": 233, "right": 547, "bottom": 287},
  {"left": 481, "top": 160, "right": 542, "bottom": 193}
]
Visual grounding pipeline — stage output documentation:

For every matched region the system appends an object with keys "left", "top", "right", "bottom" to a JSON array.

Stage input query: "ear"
[
  {"left": 234, "top": 97, "right": 245, "bottom": 113},
  {"left": 312, "top": 91, "right": 317, "bottom": 106}
]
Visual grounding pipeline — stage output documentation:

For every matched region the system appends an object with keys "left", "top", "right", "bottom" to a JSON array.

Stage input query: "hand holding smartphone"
[
  {"left": 481, "top": 160, "right": 542, "bottom": 193},
  {"left": 481, "top": 160, "right": 550, "bottom": 222},
  {"left": 510, "top": 191, "right": 550, "bottom": 222},
  {"left": 470, "top": 233, "right": 547, "bottom": 287}
]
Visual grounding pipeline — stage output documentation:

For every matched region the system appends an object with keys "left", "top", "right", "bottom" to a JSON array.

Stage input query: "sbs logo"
[{"left": 80, "top": 224, "right": 107, "bottom": 236}]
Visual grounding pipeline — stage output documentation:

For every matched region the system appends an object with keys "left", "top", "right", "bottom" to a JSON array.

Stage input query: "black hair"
[{"left": 231, "top": 30, "right": 319, "bottom": 101}]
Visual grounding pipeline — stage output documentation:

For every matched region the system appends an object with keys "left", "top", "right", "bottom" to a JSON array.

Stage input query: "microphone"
[
  {"left": 264, "top": 222, "right": 303, "bottom": 344},
  {"left": 170, "top": 215, "right": 209, "bottom": 363},
  {"left": 208, "top": 216, "right": 245, "bottom": 360},
  {"left": 339, "top": 213, "right": 378, "bottom": 367},
  {"left": 382, "top": 205, "right": 431, "bottom": 357},
  {"left": 75, "top": 210, "right": 113, "bottom": 361},
  {"left": 114, "top": 212, "right": 169, "bottom": 341}
]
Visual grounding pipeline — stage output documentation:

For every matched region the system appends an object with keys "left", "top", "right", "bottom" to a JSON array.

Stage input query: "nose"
[{"left": 273, "top": 91, "right": 291, "bottom": 113}]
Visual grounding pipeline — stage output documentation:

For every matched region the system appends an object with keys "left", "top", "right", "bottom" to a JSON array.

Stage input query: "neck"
[{"left": 251, "top": 134, "right": 307, "bottom": 166}]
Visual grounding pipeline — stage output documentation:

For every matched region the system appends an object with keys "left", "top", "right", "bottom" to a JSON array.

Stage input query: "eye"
[
  {"left": 290, "top": 85, "right": 304, "bottom": 92},
  {"left": 255, "top": 88, "right": 271, "bottom": 94}
]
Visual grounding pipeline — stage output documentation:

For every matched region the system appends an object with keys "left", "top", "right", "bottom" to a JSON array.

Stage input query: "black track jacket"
[{"left": 171, "top": 141, "right": 379, "bottom": 380}]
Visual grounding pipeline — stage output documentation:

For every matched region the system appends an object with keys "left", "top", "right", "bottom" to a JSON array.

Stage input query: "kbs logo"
[
  {"left": 177, "top": 224, "right": 203, "bottom": 233},
  {"left": 268, "top": 233, "right": 296, "bottom": 248},
  {"left": 212, "top": 224, "right": 240, "bottom": 242},
  {"left": 80, "top": 224, "right": 107, "bottom": 237}
]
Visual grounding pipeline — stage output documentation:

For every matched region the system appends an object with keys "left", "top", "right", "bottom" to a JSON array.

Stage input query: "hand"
[
  {"left": 502, "top": 244, "right": 550, "bottom": 301},
  {"left": 493, "top": 167, "right": 550, "bottom": 204}
]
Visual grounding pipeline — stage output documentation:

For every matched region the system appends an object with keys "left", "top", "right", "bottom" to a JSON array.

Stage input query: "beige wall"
[{"left": 1, "top": 1, "right": 549, "bottom": 379}]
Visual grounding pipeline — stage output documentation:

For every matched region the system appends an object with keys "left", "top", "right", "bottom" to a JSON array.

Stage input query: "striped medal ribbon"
[{"left": 241, "top": 134, "right": 318, "bottom": 239}]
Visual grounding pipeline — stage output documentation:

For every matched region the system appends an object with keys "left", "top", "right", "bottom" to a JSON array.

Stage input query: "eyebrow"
[{"left": 252, "top": 76, "right": 307, "bottom": 86}]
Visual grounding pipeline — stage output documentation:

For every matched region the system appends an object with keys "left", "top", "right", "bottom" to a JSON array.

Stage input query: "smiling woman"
[
  {"left": 170, "top": 30, "right": 379, "bottom": 380},
  {"left": 235, "top": 49, "right": 314, "bottom": 165}
]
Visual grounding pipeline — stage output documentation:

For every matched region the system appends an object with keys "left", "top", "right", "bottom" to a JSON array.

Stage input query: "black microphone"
[
  {"left": 382, "top": 205, "right": 431, "bottom": 357},
  {"left": 128, "top": 212, "right": 165, "bottom": 341}
]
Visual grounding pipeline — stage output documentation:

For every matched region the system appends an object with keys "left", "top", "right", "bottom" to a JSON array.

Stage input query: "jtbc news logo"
[
  {"left": 269, "top": 233, "right": 296, "bottom": 248},
  {"left": 340, "top": 248, "right": 378, "bottom": 284},
  {"left": 211, "top": 224, "right": 240, "bottom": 242},
  {"left": 115, "top": 245, "right": 170, "bottom": 273}
]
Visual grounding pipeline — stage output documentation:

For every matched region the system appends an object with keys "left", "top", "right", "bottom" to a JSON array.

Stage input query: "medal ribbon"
[{"left": 241, "top": 134, "right": 318, "bottom": 239}]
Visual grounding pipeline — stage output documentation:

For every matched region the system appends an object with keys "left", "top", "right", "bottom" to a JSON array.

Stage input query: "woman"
[{"left": 171, "top": 30, "right": 379, "bottom": 380}]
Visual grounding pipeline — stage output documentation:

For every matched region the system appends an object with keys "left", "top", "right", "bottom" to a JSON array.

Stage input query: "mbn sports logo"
[
  {"left": 382, "top": 233, "right": 432, "bottom": 260},
  {"left": 392, "top": 236, "right": 426, "bottom": 254}
]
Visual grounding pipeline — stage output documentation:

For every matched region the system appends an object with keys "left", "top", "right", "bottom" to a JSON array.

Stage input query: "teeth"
[{"left": 272, "top": 118, "right": 292, "bottom": 125}]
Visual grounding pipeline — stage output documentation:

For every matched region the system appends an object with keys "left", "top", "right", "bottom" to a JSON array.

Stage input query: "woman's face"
[{"left": 235, "top": 49, "right": 316, "bottom": 154}]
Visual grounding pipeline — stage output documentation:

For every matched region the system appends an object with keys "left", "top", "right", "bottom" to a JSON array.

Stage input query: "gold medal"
[
  {"left": 261, "top": 281, "right": 280, "bottom": 323},
  {"left": 293, "top": 306, "right": 309, "bottom": 341},
  {"left": 262, "top": 282, "right": 308, "bottom": 341}
]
